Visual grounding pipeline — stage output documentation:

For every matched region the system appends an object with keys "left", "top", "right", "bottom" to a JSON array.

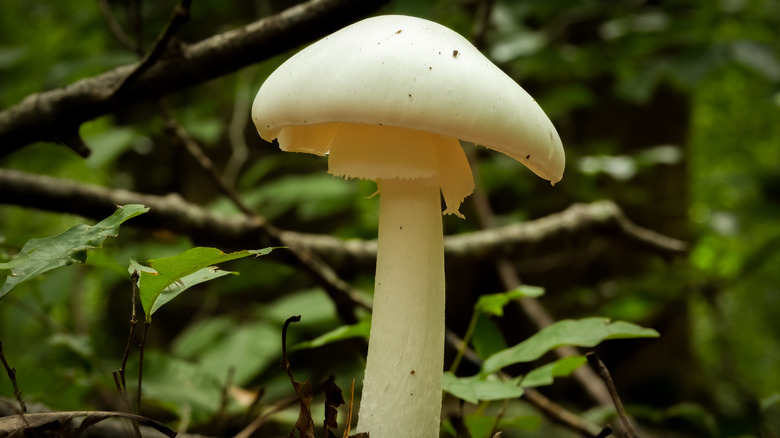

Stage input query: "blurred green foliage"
[{"left": 1, "top": 0, "right": 779, "bottom": 436}]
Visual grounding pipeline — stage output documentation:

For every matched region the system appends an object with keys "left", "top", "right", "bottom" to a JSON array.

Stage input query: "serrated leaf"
[
  {"left": 133, "top": 246, "right": 275, "bottom": 321},
  {"left": 292, "top": 320, "right": 371, "bottom": 351},
  {"left": 442, "top": 372, "right": 524, "bottom": 404},
  {"left": 476, "top": 285, "right": 545, "bottom": 317},
  {"left": 0, "top": 204, "right": 148, "bottom": 299},
  {"left": 482, "top": 318, "right": 659, "bottom": 374},
  {"left": 521, "top": 355, "right": 587, "bottom": 388}
]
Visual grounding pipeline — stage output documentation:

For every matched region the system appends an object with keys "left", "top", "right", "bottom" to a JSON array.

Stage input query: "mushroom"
[{"left": 252, "top": 15, "right": 564, "bottom": 437}]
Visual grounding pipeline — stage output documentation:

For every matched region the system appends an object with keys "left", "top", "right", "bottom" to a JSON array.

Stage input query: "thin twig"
[
  {"left": 129, "top": 0, "right": 143, "bottom": 53},
  {"left": 110, "top": 0, "right": 193, "bottom": 97},
  {"left": 0, "top": 340, "right": 26, "bottom": 413},
  {"left": 449, "top": 310, "right": 479, "bottom": 373},
  {"left": 244, "top": 387, "right": 265, "bottom": 424},
  {"left": 137, "top": 322, "right": 151, "bottom": 415},
  {"left": 97, "top": 0, "right": 141, "bottom": 54},
  {"left": 471, "top": 0, "right": 496, "bottom": 50},
  {"left": 234, "top": 393, "right": 300, "bottom": 438},
  {"left": 111, "top": 370, "right": 136, "bottom": 417},
  {"left": 157, "top": 109, "right": 370, "bottom": 323},
  {"left": 118, "top": 270, "right": 140, "bottom": 396},
  {"left": 449, "top": 406, "right": 473, "bottom": 438},
  {"left": 0, "top": 398, "right": 29, "bottom": 428},
  {"left": 488, "top": 398, "right": 511, "bottom": 437},
  {"left": 214, "top": 366, "right": 235, "bottom": 428},
  {"left": 225, "top": 68, "right": 254, "bottom": 187},
  {"left": 159, "top": 103, "right": 255, "bottom": 216},
  {"left": 115, "top": 271, "right": 143, "bottom": 437},
  {"left": 523, "top": 388, "right": 605, "bottom": 437},
  {"left": 464, "top": 145, "right": 614, "bottom": 406},
  {"left": 586, "top": 352, "right": 636, "bottom": 438}
]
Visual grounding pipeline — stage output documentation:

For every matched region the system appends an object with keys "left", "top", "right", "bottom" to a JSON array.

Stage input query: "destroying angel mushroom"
[{"left": 252, "top": 15, "right": 564, "bottom": 438}]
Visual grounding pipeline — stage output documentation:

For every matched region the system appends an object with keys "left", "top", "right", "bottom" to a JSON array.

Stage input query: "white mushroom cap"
[{"left": 252, "top": 15, "right": 565, "bottom": 215}]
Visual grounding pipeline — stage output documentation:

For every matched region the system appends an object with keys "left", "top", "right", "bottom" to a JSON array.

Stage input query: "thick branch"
[
  {"left": 0, "top": 0, "right": 388, "bottom": 156},
  {"left": 0, "top": 169, "right": 688, "bottom": 267}
]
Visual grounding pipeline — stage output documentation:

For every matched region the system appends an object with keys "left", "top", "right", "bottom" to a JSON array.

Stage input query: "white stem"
[{"left": 357, "top": 177, "right": 445, "bottom": 438}]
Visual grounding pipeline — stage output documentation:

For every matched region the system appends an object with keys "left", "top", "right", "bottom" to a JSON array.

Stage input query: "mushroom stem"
[{"left": 357, "top": 177, "right": 446, "bottom": 437}]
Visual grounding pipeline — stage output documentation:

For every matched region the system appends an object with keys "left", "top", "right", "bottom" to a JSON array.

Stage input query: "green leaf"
[
  {"left": 0, "top": 204, "right": 148, "bottom": 299},
  {"left": 264, "top": 288, "right": 338, "bottom": 326},
  {"left": 133, "top": 246, "right": 275, "bottom": 321},
  {"left": 292, "top": 320, "right": 371, "bottom": 351},
  {"left": 475, "top": 285, "right": 545, "bottom": 317},
  {"left": 521, "top": 355, "right": 587, "bottom": 388},
  {"left": 194, "top": 321, "right": 281, "bottom": 385},
  {"left": 762, "top": 393, "right": 780, "bottom": 411},
  {"left": 141, "top": 351, "right": 224, "bottom": 422},
  {"left": 464, "top": 413, "right": 541, "bottom": 437},
  {"left": 482, "top": 318, "right": 659, "bottom": 374},
  {"left": 442, "top": 372, "right": 524, "bottom": 404},
  {"left": 152, "top": 267, "right": 236, "bottom": 315},
  {"left": 241, "top": 174, "right": 356, "bottom": 221},
  {"left": 495, "top": 414, "right": 542, "bottom": 432},
  {"left": 170, "top": 317, "right": 282, "bottom": 386},
  {"left": 471, "top": 313, "right": 507, "bottom": 360},
  {"left": 171, "top": 315, "right": 234, "bottom": 360}
]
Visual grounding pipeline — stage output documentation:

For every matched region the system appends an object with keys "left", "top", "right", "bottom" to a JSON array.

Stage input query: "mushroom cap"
[{"left": 252, "top": 14, "right": 564, "bottom": 190}]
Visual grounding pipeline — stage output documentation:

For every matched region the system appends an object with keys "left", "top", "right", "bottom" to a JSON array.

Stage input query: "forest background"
[{"left": 1, "top": 0, "right": 779, "bottom": 437}]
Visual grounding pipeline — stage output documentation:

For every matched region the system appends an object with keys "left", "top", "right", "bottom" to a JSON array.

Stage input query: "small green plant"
[{"left": 0, "top": 205, "right": 278, "bottom": 436}]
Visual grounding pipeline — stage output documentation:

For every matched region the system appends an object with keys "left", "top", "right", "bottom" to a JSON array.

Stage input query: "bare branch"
[
  {"left": 0, "top": 0, "right": 389, "bottom": 156},
  {"left": 0, "top": 169, "right": 688, "bottom": 267}
]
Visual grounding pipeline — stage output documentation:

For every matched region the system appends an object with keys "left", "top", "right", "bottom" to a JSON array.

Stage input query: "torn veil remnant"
[{"left": 252, "top": 14, "right": 564, "bottom": 438}]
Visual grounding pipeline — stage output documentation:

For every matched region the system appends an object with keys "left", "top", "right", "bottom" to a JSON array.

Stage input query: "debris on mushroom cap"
[{"left": 252, "top": 15, "right": 565, "bottom": 210}]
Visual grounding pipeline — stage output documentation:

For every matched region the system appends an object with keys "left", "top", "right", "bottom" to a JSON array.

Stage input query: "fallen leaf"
[
  {"left": 323, "top": 376, "right": 345, "bottom": 431},
  {"left": 0, "top": 410, "right": 175, "bottom": 437}
]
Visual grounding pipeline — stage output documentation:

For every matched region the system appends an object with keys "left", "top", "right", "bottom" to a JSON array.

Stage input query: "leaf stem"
[
  {"left": 137, "top": 321, "right": 151, "bottom": 415},
  {"left": 118, "top": 270, "right": 140, "bottom": 396},
  {"left": 449, "top": 310, "right": 480, "bottom": 374},
  {"left": 586, "top": 352, "right": 635, "bottom": 437}
]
